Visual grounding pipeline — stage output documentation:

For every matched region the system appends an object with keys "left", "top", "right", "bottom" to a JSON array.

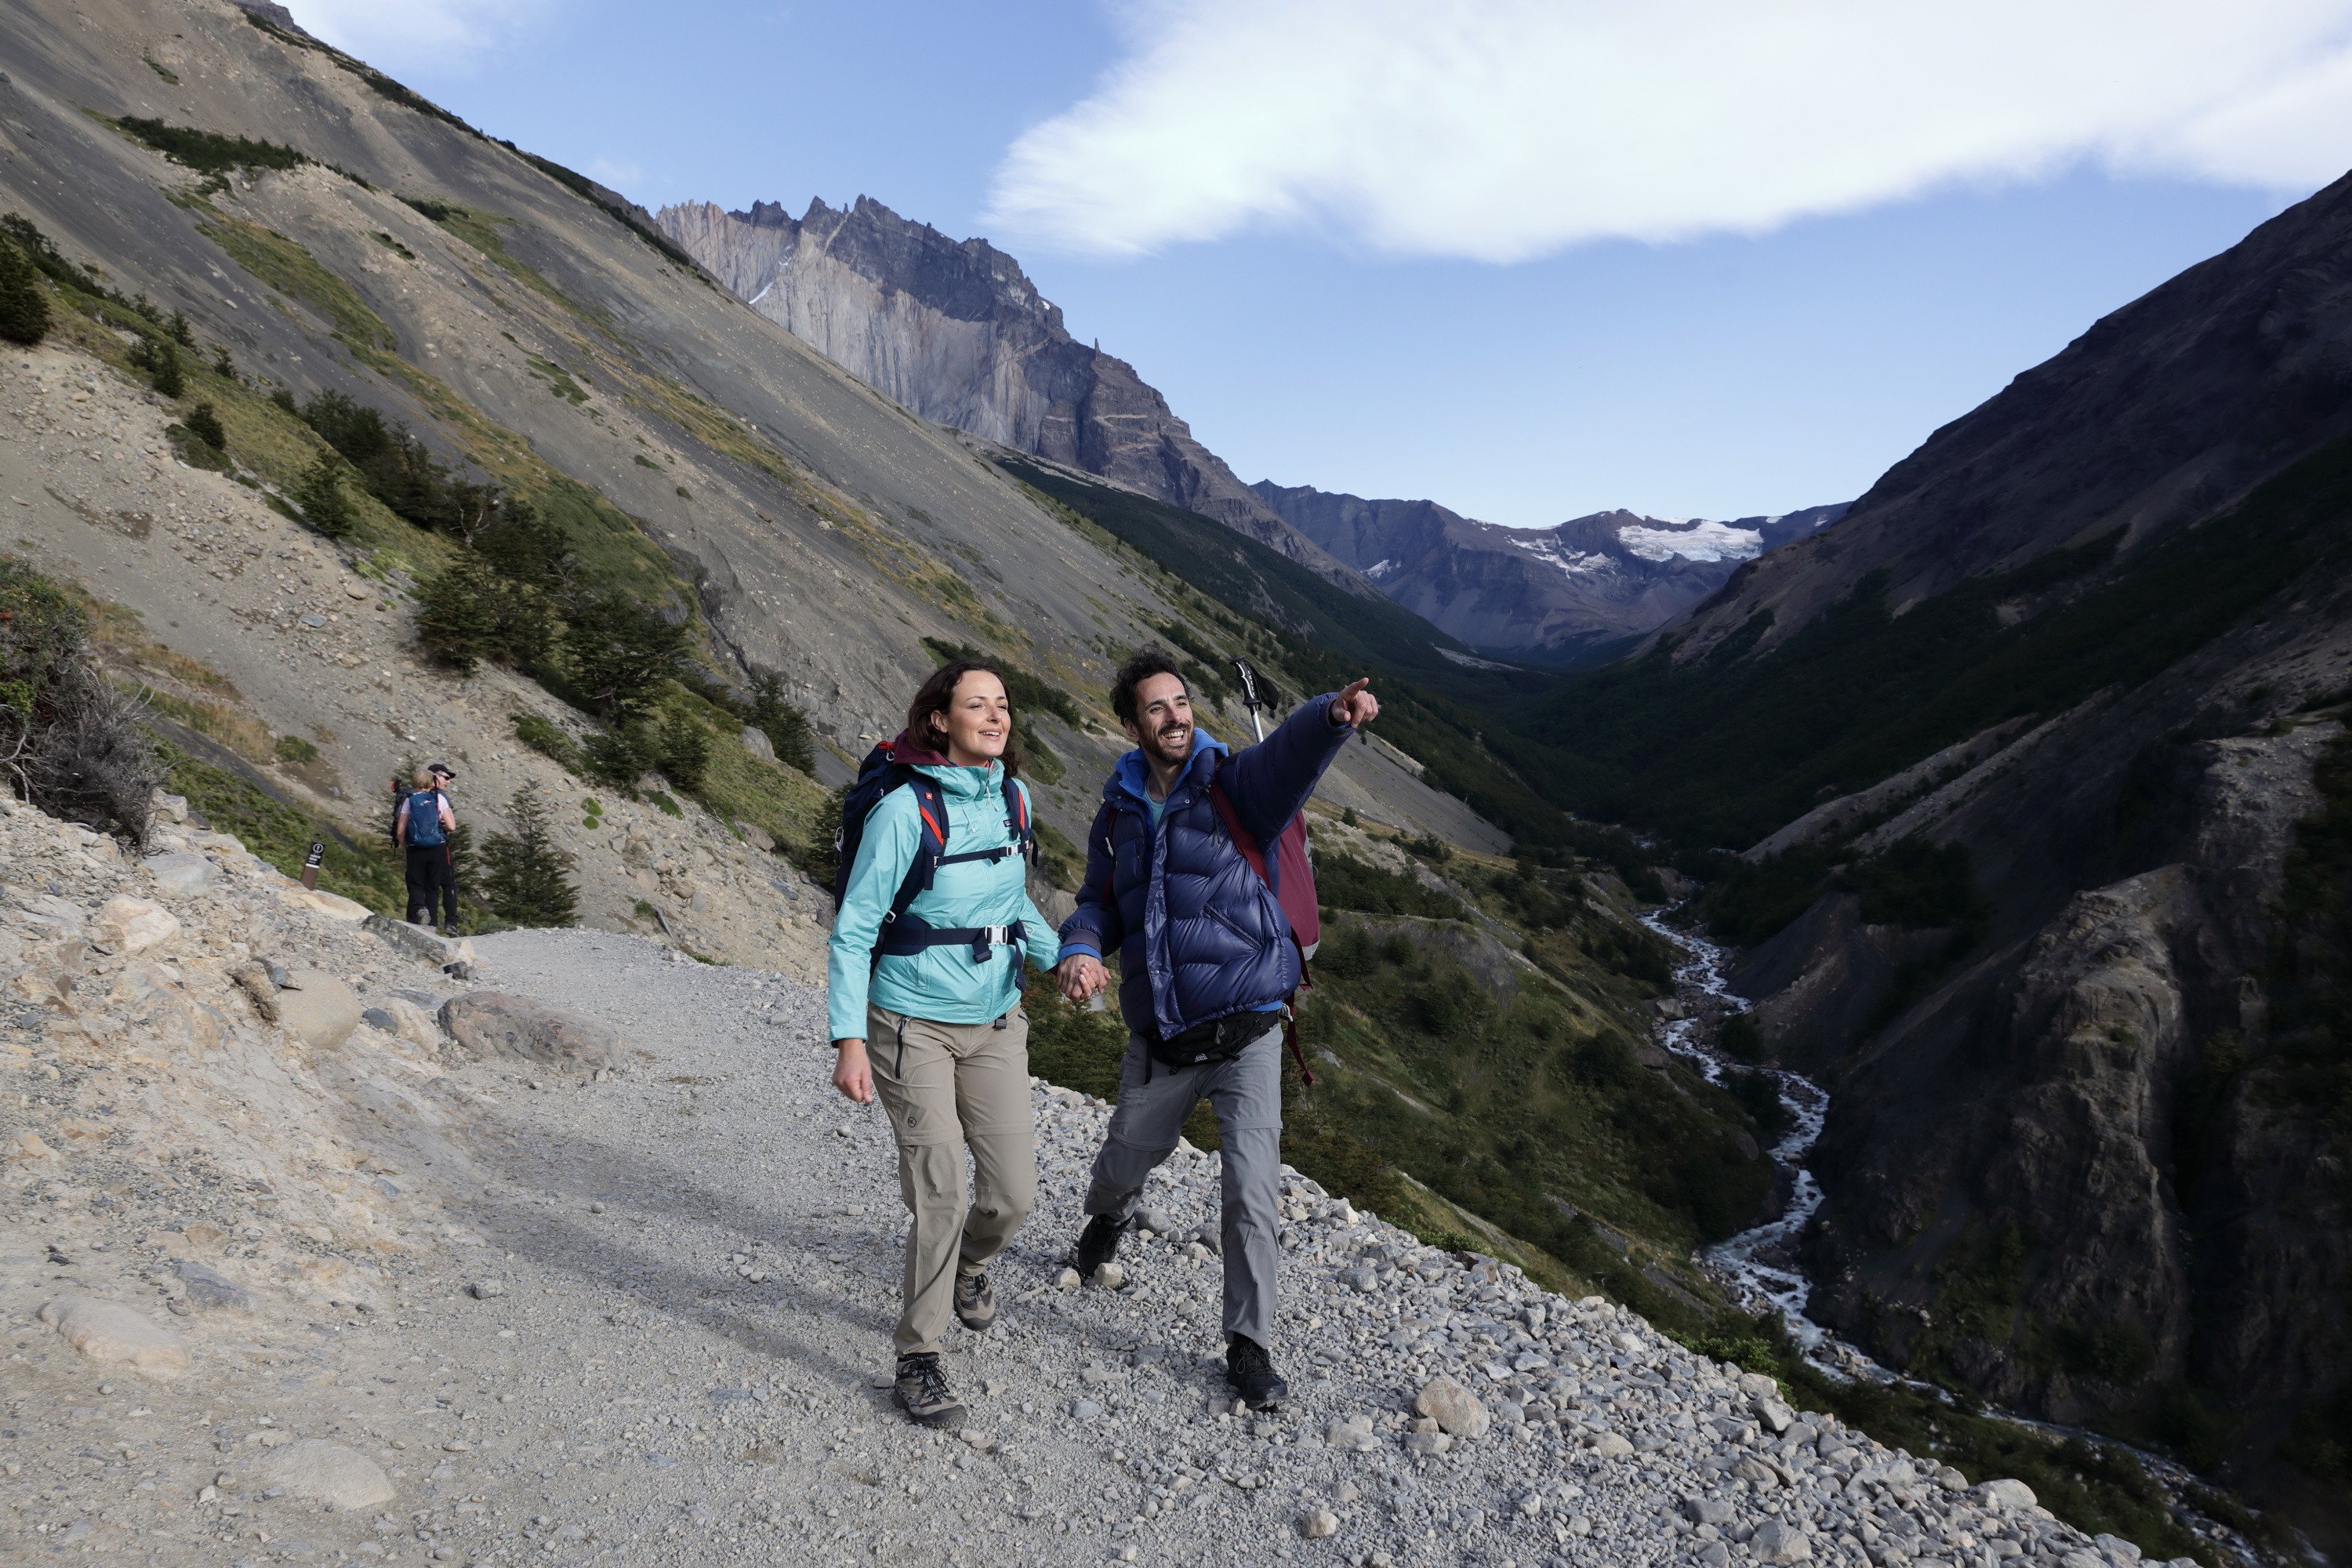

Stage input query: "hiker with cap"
[
  {"left": 394, "top": 764, "right": 459, "bottom": 933},
  {"left": 1053, "top": 648, "right": 1377, "bottom": 1409},
  {"left": 827, "top": 659, "right": 1060, "bottom": 1430}
]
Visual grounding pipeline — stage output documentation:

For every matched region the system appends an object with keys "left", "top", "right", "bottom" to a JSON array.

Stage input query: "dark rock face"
[
  {"left": 1671, "top": 168, "right": 2352, "bottom": 660},
  {"left": 1253, "top": 481, "right": 1843, "bottom": 661},
  {"left": 655, "top": 198, "right": 1363, "bottom": 590}
]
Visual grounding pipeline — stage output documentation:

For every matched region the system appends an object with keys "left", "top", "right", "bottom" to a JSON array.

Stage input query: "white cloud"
[
  {"left": 279, "top": 0, "right": 553, "bottom": 67},
  {"left": 987, "top": 0, "right": 2352, "bottom": 260}
]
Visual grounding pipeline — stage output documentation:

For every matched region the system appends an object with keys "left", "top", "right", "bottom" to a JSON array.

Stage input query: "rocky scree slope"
[
  {"left": 1, "top": 785, "right": 2118, "bottom": 1568},
  {"left": 1254, "top": 481, "right": 1846, "bottom": 663},
  {"left": 0, "top": 338, "right": 837, "bottom": 972},
  {"left": 655, "top": 196, "right": 1367, "bottom": 592},
  {"left": 1662, "top": 168, "right": 2352, "bottom": 662}
]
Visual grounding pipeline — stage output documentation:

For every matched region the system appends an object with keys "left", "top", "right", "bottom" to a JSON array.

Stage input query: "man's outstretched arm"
[{"left": 1222, "top": 678, "right": 1380, "bottom": 844}]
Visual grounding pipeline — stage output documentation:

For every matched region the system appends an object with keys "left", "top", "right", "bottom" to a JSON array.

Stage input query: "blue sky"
[{"left": 286, "top": 1, "right": 2341, "bottom": 528}]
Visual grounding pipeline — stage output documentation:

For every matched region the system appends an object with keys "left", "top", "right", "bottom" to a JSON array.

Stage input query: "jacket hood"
[
  {"left": 1103, "top": 730, "right": 1227, "bottom": 809},
  {"left": 886, "top": 730, "right": 1007, "bottom": 801}
]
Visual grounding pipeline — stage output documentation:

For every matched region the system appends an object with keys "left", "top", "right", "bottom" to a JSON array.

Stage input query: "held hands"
[
  {"left": 1330, "top": 677, "right": 1380, "bottom": 729},
  {"left": 831, "top": 1039, "right": 874, "bottom": 1104},
  {"left": 1055, "top": 953, "right": 1110, "bottom": 1004}
]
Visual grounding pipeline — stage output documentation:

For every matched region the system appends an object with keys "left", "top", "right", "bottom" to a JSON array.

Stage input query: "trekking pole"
[{"left": 1232, "top": 659, "right": 1268, "bottom": 744}]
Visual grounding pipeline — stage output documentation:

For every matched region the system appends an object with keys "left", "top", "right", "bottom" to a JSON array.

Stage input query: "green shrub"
[
  {"left": 477, "top": 785, "right": 579, "bottom": 927},
  {"left": 746, "top": 671, "right": 816, "bottom": 773},
  {"left": 0, "top": 557, "right": 157, "bottom": 839},
  {"left": 272, "top": 733, "right": 318, "bottom": 765},
  {"left": 1316, "top": 851, "right": 1465, "bottom": 920},
  {"left": 293, "top": 452, "right": 354, "bottom": 538},
  {"left": 114, "top": 116, "right": 309, "bottom": 178},
  {"left": 513, "top": 711, "right": 583, "bottom": 772},
  {"left": 583, "top": 723, "right": 657, "bottom": 790},
  {"left": 564, "top": 593, "right": 691, "bottom": 721},
  {"left": 0, "top": 238, "right": 49, "bottom": 345},
  {"left": 184, "top": 400, "right": 226, "bottom": 452},
  {"left": 412, "top": 557, "right": 502, "bottom": 673},
  {"left": 167, "top": 309, "right": 195, "bottom": 347},
  {"left": 148, "top": 339, "right": 183, "bottom": 397},
  {"left": 656, "top": 710, "right": 710, "bottom": 790}
]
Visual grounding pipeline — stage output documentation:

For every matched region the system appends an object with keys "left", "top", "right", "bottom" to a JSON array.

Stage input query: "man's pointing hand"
[{"left": 1330, "top": 677, "right": 1379, "bottom": 728}]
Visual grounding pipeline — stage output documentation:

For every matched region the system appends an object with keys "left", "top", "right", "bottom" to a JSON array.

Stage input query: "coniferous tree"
[
  {"left": 149, "top": 339, "right": 183, "bottom": 397},
  {"left": 0, "top": 239, "right": 49, "bottom": 346},
  {"left": 479, "top": 786, "right": 579, "bottom": 927},
  {"left": 294, "top": 452, "right": 354, "bottom": 538},
  {"left": 747, "top": 670, "right": 816, "bottom": 773},
  {"left": 184, "top": 401, "right": 226, "bottom": 452},
  {"left": 655, "top": 710, "right": 710, "bottom": 790}
]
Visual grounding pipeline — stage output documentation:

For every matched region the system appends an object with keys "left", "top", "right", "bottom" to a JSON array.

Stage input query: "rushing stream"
[
  {"left": 1637, "top": 910, "right": 2292, "bottom": 1567},
  {"left": 1638, "top": 909, "right": 1872, "bottom": 1375}
]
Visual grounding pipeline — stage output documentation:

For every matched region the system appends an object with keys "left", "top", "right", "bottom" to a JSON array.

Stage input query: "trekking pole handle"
[{"left": 1232, "top": 659, "right": 1267, "bottom": 743}]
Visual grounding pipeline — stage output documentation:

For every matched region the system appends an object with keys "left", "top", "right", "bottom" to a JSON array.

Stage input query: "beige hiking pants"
[{"left": 866, "top": 1002, "right": 1038, "bottom": 1356}]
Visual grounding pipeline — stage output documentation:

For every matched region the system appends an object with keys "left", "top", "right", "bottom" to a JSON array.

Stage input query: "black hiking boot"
[
  {"left": 1225, "top": 1333, "right": 1288, "bottom": 1410},
  {"left": 1073, "top": 1214, "right": 1123, "bottom": 1278},
  {"left": 893, "top": 1352, "right": 966, "bottom": 1430},
  {"left": 953, "top": 1270, "right": 996, "bottom": 1331}
]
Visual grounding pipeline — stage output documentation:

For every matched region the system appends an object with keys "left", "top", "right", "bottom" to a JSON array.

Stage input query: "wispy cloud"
[
  {"left": 280, "top": 0, "right": 554, "bottom": 68},
  {"left": 987, "top": 0, "right": 2352, "bottom": 261}
]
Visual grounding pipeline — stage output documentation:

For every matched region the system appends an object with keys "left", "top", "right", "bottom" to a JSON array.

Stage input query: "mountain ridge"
[
  {"left": 1254, "top": 478, "right": 1846, "bottom": 662},
  {"left": 654, "top": 195, "right": 1370, "bottom": 592}
]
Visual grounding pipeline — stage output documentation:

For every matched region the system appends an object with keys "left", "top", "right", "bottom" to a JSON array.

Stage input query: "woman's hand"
[{"left": 832, "top": 1039, "right": 874, "bottom": 1103}]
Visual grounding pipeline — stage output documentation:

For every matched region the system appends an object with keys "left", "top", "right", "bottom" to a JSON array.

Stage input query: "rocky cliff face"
[
  {"left": 1254, "top": 481, "right": 1843, "bottom": 662},
  {"left": 655, "top": 198, "right": 1365, "bottom": 589},
  {"left": 1659, "top": 169, "right": 2352, "bottom": 1539},
  {"left": 1668, "top": 169, "right": 2352, "bottom": 662}
]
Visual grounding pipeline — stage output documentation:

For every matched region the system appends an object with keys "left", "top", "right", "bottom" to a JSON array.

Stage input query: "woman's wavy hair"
[{"left": 906, "top": 659, "right": 1022, "bottom": 779}]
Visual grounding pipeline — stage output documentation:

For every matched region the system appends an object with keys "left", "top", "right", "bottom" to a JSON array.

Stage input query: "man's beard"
[{"left": 1140, "top": 720, "right": 1193, "bottom": 766}]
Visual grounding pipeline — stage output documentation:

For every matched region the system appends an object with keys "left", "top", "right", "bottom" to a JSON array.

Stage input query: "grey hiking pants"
[
  {"left": 1083, "top": 1022, "right": 1283, "bottom": 1348},
  {"left": 866, "top": 1003, "right": 1038, "bottom": 1357}
]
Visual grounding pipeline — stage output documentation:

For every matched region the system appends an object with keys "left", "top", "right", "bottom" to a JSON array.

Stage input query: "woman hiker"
[
  {"left": 826, "top": 659, "right": 1062, "bottom": 1429},
  {"left": 394, "top": 765, "right": 459, "bottom": 933}
]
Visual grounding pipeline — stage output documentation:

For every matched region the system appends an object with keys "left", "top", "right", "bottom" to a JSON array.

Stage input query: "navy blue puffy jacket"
[{"left": 1057, "top": 696, "right": 1352, "bottom": 1041}]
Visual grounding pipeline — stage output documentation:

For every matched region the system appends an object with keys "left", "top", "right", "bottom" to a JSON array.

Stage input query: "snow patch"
[{"left": 1617, "top": 521, "right": 1764, "bottom": 563}]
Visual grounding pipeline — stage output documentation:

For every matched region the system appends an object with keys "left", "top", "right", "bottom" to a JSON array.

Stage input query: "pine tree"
[
  {"left": 294, "top": 451, "right": 354, "bottom": 537},
  {"left": 167, "top": 309, "right": 195, "bottom": 347},
  {"left": 748, "top": 670, "right": 816, "bottom": 773},
  {"left": 412, "top": 554, "right": 501, "bottom": 673},
  {"left": 184, "top": 400, "right": 226, "bottom": 452},
  {"left": 480, "top": 786, "right": 579, "bottom": 927},
  {"left": 0, "top": 239, "right": 49, "bottom": 346},
  {"left": 150, "top": 339, "right": 183, "bottom": 397},
  {"left": 655, "top": 710, "right": 710, "bottom": 790}
]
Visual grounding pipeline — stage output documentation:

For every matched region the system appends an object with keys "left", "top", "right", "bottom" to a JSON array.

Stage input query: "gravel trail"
[{"left": 7, "top": 882, "right": 2152, "bottom": 1568}]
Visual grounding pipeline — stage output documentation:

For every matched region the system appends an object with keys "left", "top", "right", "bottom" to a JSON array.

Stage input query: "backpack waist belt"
[{"left": 876, "top": 913, "right": 1028, "bottom": 964}]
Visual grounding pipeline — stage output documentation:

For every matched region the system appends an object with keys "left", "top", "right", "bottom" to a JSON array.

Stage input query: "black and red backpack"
[{"left": 832, "top": 735, "right": 1037, "bottom": 964}]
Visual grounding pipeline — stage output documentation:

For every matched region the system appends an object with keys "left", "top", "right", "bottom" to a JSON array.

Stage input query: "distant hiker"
[
  {"left": 827, "top": 659, "right": 1060, "bottom": 1431},
  {"left": 395, "top": 765, "right": 459, "bottom": 933},
  {"left": 1054, "top": 649, "right": 1378, "bottom": 1410}
]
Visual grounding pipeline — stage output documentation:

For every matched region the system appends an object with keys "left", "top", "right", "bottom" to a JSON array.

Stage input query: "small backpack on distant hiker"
[
  {"left": 832, "top": 739, "right": 1036, "bottom": 960},
  {"left": 404, "top": 788, "right": 448, "bottom": 848}
]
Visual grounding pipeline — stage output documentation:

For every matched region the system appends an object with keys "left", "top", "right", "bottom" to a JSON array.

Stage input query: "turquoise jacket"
[{"left": 826, "top": 760, "right": 1061, "bottom": 1041}]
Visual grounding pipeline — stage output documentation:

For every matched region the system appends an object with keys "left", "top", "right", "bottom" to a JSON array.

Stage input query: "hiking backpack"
[
  {"left": 831, "top": 742, "right": 1037, "bottom": 963},
  {"left": 403, "top": 788, "right": 448, "bottom": 848},
  {"left": 1207, "top": 756, "right": 1322, "bottom": 1086}
]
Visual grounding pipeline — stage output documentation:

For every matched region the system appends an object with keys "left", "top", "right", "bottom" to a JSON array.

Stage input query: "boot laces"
[{"left": 902, "top": 1354, "right": 953, "bottom": 1407}]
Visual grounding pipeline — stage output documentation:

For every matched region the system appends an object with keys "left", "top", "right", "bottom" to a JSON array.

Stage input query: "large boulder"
[
  {"left": 140, "top": 851, "right": 221, "bottom": 896},
  {"left": 281, "top": 887, "right": 372, "bottom": 922},
  {"left": 1414, "top": 1374, "right": 1491, "bottom": 1438},
  {"left": 441, "top": 992, "right": 622, "bottom": 1069},
  {"left": 40, "top": 1295, "right": 191, "bottom": 1378},
  {"left": 274, "top": 970, "right": 362, "bottom": 1050},
  {"left": 259, "top": 1439, "right": 395, "bottom": 1510},
  {"left": 94, "top": 895, "right": 178, "bottom": 954}
]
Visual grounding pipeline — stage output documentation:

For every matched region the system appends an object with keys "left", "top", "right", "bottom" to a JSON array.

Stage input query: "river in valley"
[{"left": 1636, "top": 911, "right": 2292, "bottom": 1566}]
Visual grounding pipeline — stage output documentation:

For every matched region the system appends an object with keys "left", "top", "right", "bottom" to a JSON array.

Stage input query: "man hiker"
[
  {"left": 1053, "top": 648, "right": 1379, "bottom": 1409},
  {"left": 394, "top": 765, "right": 459, "bottom": 933}
]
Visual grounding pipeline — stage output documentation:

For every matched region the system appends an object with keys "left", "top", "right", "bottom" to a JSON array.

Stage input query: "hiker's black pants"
[{"left": 405, "top": 844, "right": 457, "bottom": 930}]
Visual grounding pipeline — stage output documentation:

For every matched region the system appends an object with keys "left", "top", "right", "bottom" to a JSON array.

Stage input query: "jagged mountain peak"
[
  {"left": 1253, "top": 479, "right": 1845, "bottom": 663},
  {"left": 656, "top": 197, "right": 1367, "bottom": 590}
]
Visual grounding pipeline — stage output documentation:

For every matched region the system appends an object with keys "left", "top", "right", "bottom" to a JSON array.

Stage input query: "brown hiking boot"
[
  {"left": 953, "top": 1270, "right": 996, "bottom": 1331},
  {"left": 894, "top": 1352, "right": 966, "bottom": 1430}
]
